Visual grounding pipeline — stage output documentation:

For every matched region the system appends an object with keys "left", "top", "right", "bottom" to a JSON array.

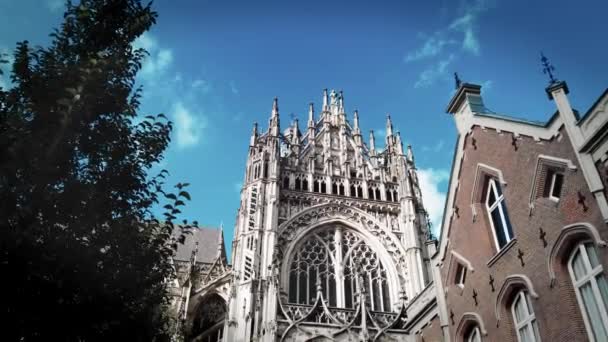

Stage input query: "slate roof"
[{"left": 172, "top": 226, "right": 223, "bottom": 263}]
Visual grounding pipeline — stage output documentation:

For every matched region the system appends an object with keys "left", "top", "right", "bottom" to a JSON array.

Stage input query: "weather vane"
[
  {"left": 540, "top": 52, "right": 557, "bottom": 84},
  {"left": 454, "top": 72, "right": 462, "bottom": 89}
]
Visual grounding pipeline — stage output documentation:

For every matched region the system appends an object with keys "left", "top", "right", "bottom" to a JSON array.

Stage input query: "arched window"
[
  {"left": 288, "top": 227, "right": 392, "bottom": 312},
  {"left": 465, "top": 326, "right": 482, "bottom": 342},
  {"left": 511, "top": 290, "right": 540, "bottom": 342},
  {"left": 295, "top": 178, "right": 301, "bottom": 191},
  {"left": 485, "top": 178, "right": 513, "bottom": 249},
  {"left": 283, "top": 176, "right": 290, "bottom": 189},
  {"left": 568, "top": 242, "right": 608, "bottom": 341},
  {"left": 302, "top": 179, "right": 309, "bottom": 191},
  {"left": 190, "top": 294, "right": 226, "bottom": 341}
]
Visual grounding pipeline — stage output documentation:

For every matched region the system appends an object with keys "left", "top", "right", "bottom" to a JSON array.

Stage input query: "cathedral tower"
[{"left": 225, "top": 89, "right": 434, "bottom": 341}]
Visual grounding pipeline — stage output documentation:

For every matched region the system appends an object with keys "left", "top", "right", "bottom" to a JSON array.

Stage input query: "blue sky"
[{"left": 1, "top": 0, "right": 607, "bottom": 258}]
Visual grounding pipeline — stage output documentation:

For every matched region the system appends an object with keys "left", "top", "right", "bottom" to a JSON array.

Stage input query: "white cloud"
[
  {"left": 481, "top": 80, "right": 493, "bottom": 91},
  {"left": 449, "top": 0, "right": 490, "bottom": 56},
  {"left": 229, "top": 80, "right": 239, "bottom": 95},
  {"left": 417, "top": 168, "right": 450, "bottom": 234},
  {"left": 173, "top": 102, "right": 205, "bottom": 149},
  {"left": 404, "top": 35, "right": 456, "bottom": 62},
  {"left": 414, "top": 54, "right": 455, "bottom": 88},
  {"left": 423, "top": 140, "right": 445, "bottom": 153},
  {"left": 192, "top": 79, "right": 212, "bottom": 94},
  {"left": 46, "top": 0, "right": 64, "bottom": 12},
  {"left": 133, "top": 33, "right": 174, "bottom": 81}
]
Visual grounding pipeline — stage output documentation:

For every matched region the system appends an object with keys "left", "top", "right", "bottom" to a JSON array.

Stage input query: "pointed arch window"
[
  {"left": 465, "top": 326, "right": 482, "bottom": 342},
  {"left": 288, "top": 227, "right": 392, "bottom": 312},
  {"left": 568, "top": 242, "right": 608, "bottom": 341},
  {"left": 511, "top": 291, "right": 541, "bottom": 342},
  {"left": 485, "top": 178, "right": 514, "bottom": 249}
]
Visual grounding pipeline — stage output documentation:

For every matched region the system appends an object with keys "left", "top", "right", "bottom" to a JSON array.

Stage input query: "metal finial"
[
  {"left": 454, "top": 72, "right": 462, "bottom": 89},
  {"left": 540, "top": 52, "right": 557, "bottom": 84}
]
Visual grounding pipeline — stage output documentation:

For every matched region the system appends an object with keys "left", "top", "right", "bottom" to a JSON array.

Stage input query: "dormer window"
[
  {"left": 545, "top": 169, "right": 564, "bottom": 201},
  {"left": 485, "top": 178, "right": 514, "bottom": 249},
  {"left": 455, "top": 263, "right": 467, "bottom": 288}
]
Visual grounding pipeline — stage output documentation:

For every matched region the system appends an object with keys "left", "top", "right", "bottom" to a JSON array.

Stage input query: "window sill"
[{"left": 487, "top": 239, "right": 517, "bottom": 267}]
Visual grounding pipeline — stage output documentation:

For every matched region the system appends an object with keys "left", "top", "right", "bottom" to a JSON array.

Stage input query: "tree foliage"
[{"left": 0, "top": 1, "right": 193, "bottom": 340}]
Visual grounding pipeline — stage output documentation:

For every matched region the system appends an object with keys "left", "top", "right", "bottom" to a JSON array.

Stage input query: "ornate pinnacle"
[
  {"left": 272, "top": 97, "right": 279, "bottom": 116},
  {"left": 308, "top": 102, "right": 315, "bottom": 127}
]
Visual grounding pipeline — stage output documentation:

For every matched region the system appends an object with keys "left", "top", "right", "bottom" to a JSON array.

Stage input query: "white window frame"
[
  {"left": 511, "top": 290, "right": 541, "bottom": 342},
  {"left": 548, "top": 171, "right": 563, "bottom": 201},
  {"left": 485, "top": 178, "right": 513, "bottom": 250},
  {"left": 466, "top": 326, "right": 482, "bottom": 342},
  {"left": 455, "top": 263, "right": 467, "bottom": 288},
  {"left": 568, "top": 242, "right": 608, "bottom": 342}
]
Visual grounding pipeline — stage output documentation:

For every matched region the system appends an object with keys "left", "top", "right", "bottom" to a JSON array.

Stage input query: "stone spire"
[
  {"left": 353, "top": 110, "right": 360, "bottom": 132},
  {"left": 269, "top": 97, "right": 280, "bottom": 136},
  {"left": 250, "top": 122, "right": 258, "bottom": 146},
  {"left": 386, "top": 114, "right": 394, "bottom": 137},
  {"left": 292, "top": 119, "right": 300, "bottom": 145},
  {"left": 396, "top": 132, "right": 404, "bottom": 155},
  {"left": 369, "top": 130, "right": 376, "bottom": 156},
  {"left": 339, "top": 90, "right": 345, "bottom": 112},
  {"left": 217, "top": 224, "right": 225, "bottom": 259},
  {"left": 308, "top": 103, "right": 315, "bottom": 128},
  {"left": 322, "top": 88, "right": 329, "bottom": 112},
  {"left": 407, "top": 144, "right": 415, "bottom": 166}
]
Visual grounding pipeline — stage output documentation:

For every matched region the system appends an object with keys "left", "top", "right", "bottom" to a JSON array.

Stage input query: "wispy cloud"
[
  {"left": 404, "top": 34, "right": 456, "bottom": 62},
  {"left": 480, "top": 80, "right": 493, "bottom": 91},
  {"left": 133, "top": 33, "right": 174, "bottom": 83},
  {"left": 173, "top": 101, "right": 206, "bottom": 149},
  {"left": 414, "top": 54, "right": 455, "bottom": 89},
  {"left": 229, "top": 80, "right": 239, "bottom": 95},
  {"left": 449, "top": 0, "right": 491, "bottom": 55},
  {"left": 406, "top": 0, "right": 493, "bottom": 88},
  {"left": 46, "top": 0, "right": 64, "bottom": 13},
  {"left": 192, "top": 79, "right": 212, "bottom": 94},
  {"left": 417, "top": 168, "right": 450, "bottom": 234},
  {"left": 422, "top": 140, "right": 445, "bottom": 153}
]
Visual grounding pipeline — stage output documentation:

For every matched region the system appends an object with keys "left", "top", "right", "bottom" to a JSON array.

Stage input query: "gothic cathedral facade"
[{"left": 222, "top": 89, "right": 437, "bottom": 341}]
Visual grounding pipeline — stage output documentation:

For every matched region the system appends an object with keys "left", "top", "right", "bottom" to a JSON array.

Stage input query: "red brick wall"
[
  {"left": 441, "top": 125, "right": 608, "bottom": 342},
  {"left": 416, "top": 314, "right": 444, "bottom": 342}
]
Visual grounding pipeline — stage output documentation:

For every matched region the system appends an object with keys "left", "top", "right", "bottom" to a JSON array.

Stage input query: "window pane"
[
  {"left": 552, "top": 173, "right": 563, "bottom": 198},
  {"left": 586, "top": 243, "right": 600, "bottom": 269},
  {"left": 572, "top": 249, "right": 588, "bottom": 281},
  {"left": 532, "top": 320, "right": 541, "bottom": 342},
  {"left": 501, "top": 203, "right": 514, "bottom": 241},
  {"left": 488, "top": 183, "right": 497, "bottom": 206},
  {"left": 519, "top": 325, "right": 532, "bottom": 342},
  {"left": 513, "top": 294, "right": 527, "bottom": 323},
  {"left": 494, "top": 180, "right": 503, "bottom": 196},
  {"left": 491, "top": 207, "right": 508, "bottom": 247},
  {"left": 597, "top": 273, "right": 608, "bottom": 316},
  {"left": 580, "top": 282, "right": 608, "bottom": 341}
]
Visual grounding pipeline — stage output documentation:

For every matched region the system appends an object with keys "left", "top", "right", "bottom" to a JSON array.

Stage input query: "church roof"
[{"left": 172, "top": 225, "right": 224, "bottom": 263}]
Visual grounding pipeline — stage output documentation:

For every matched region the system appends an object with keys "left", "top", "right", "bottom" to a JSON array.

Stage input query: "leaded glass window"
[
  {"left": 568, "top": 242, "right": 608, "bottom": 342},
  {"left": 288, "top": 226, "right": 392, "bottom": 312}
]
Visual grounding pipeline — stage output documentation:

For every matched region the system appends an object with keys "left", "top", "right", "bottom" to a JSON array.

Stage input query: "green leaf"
[{"left": 178, "top": 191, "right": 191, "bottom": 201}]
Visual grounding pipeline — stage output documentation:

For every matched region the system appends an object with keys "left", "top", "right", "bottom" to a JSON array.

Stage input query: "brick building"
[{"left": 422, "top": 78, "right": 608, "bottom": 342}]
